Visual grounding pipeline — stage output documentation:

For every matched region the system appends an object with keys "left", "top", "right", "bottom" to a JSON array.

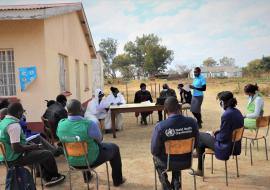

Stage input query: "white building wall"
[{"left": 91, "top": 53, "right": 104, "bottom": 95}]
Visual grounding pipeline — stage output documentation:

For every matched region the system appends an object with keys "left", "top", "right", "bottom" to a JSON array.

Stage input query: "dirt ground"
[{"left": 1, "top": 81, "right": 270, "bottom": 190}]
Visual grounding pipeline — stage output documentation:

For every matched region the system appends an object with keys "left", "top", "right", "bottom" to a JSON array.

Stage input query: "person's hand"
[
  {"left": 110, "top": 103, "right": 114, "bottom": 105},
  {"left": 206, "top": 130, "right": 214, "bottom": 137},
  {"left": 189, "top": 85, "right": 195, "bottom": 89},
  {"left": 117, "top": 102, "right": 123, "bottom": 106}
]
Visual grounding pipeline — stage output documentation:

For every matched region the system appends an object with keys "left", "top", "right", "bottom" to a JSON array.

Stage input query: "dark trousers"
[
  {"left": 8, "top": 150, "right": 59, "bottom": 181},
  {"left": 158, "top": 111, "right": 163, "bottom": 121},
  {"left": 192, "top": 112, "right": 202, "bottom": 125},
  {"left": 141, "top": 112, "right": 151, "bottom": 122},
  {"left": 83, "top": 142, "right": 123, "bottom": 186},
  {"left": 153, "top": 156, "right": 181, "bottom": 190},
  {"left": 197, "top": 132, "right": 215, "bottom": 170}
]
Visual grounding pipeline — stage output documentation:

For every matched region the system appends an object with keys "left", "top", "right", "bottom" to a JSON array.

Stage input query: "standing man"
[
  {"left": 158, "top": 84, "right": 177, "bottom": 122},
  {"left": 151, "top": 97, "right": 198, "bottom": 190},
  {"left": 134, "top": 83, "right": 153, "bottom": 125},
  {"left": 190, "top": 67, "right": 206, "bottom": 129}
]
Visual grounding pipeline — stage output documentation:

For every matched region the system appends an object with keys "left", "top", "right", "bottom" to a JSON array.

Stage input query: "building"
[
  {"left": 0, "top": 3, "right": 102, "bottom": 129},
  {"left": 92, "top": 51, "right": 104, "bottom": 95},
  {"left": 189, "top": 66, "right": 243, "bottom": 78}
]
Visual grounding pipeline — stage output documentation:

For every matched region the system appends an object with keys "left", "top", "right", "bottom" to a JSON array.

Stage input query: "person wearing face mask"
[
  {"left": 134, "top": 83, "right": 153, "bottom": 125},
  {"left": 158, "top": 84, "right": 177, "bottom": 122},
  {"left": 103, "top": 87, "right": 126, "bottom": 132},
  {"left": 243, "top": 84, "right": 264, "bottom": 130},
  {"left": 177, "top": 83, "right": 192, "bottom": 104},
  {"left": 84, "top": 89, "right": 108, "bottom": 125},
  {"left": 189, "top": 67, "right": 206, "bottom": 129},
  {"left": 192, "top": 91, "right": 244, "bottom": 176}
]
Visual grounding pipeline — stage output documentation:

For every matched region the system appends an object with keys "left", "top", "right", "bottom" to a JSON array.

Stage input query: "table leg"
[{"left": 111, "top": 111, "right": 116, "bottom": 138}]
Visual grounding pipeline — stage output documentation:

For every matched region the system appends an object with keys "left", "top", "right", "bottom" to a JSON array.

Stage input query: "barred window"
[
  {"left": 0, "top": 49, "right": 16, "bottom": 96},
  {"left": 59, "top": 54, "right": 69, "bottom": 92}
]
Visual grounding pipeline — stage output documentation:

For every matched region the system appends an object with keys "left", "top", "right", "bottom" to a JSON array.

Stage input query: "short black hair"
[
  {"left": 244, "top": 84, "right": 258, "bottom": 94},
  {"left": 164, "top": 97, "right": 180, "bottom": 113},
  {"left": 195, "top": 67, "right": 201, "bottom": 72},
  {"left": 67, "top": 99, "right": 82, "bottom": 115},
  {"left": 178, "top": 84, "right": 184, "bottom": 88},
  {"left": 110, "top": 87, "right": 119, "bottom": 93},
  {"left": 0, "top": 99, "right": 9, "bottom": 109},
  {"left": 140, "top": 83, "right": 146, "bottom": 88},
  {"left": 45, "top": 100, "right": 56, "bottom": 107},
  {"left": 7, "top": 102, "right": 24, "bottom": 117},
  {"left": 163, "top": 83, "right": 169, "bottom": 89},
  {"left": 56, "top": 94, "right": 67, "bottom": 103}
]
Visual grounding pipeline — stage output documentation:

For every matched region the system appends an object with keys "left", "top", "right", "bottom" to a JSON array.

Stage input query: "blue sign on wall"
[{"left": 19, "top": 66, "right": 37, "bottom": 91}]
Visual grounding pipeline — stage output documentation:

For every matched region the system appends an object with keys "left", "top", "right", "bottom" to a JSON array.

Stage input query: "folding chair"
[
  {"left": 202, "top": 127, "right": 244, "bottom": 186},
  {"left": 243, "top": 116, "right": 269, "bottom": 165},
  {"left": 41, "top": 116, "right": 57, "bottom": 146},
  {"left": 154, "top": 137, "right": 197, "bottom": 190},
  {"left": 0, "top": 142, "right": 44, "bottom": 189},
  {"left": 62, "top": 138, "right": 110, "bottom": 190}
]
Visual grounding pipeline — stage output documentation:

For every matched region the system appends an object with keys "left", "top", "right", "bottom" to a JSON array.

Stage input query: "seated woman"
[
  {"left": 193, "top": 91, "right": 244, "bottom": 176},
  {"left": 84, "top": 89, "right": 108, "bottom": 125},
  {"left": 243, "top": 84, "right": 264, "bottom": 130}
]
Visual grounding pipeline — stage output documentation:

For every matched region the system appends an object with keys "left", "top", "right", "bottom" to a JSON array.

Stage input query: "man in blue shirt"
[
  {"left": 189, "top": 67, "right": 206, "bottom": 129},
  {"left": 151, "top": 97, "right": 199, "bottom": 190}
]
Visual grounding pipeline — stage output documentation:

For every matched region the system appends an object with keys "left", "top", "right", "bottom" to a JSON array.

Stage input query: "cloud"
[{"left": 3, "top": 0, "right": 270, "bottom": 67}]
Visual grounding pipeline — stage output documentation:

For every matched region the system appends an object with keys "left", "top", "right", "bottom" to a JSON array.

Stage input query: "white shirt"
[
  {"left": 5, "top": 115, "right": 21, "bottom": 144},
  {"left": 246, "top": 95, "right": 264, "bottom": 119},
  {"left": 105, "top": 93, "right": 126, "bottom": 105}
]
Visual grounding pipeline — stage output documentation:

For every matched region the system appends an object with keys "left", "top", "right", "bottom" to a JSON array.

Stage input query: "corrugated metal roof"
[{"left": 0, "top": 2, "right": 81, "bottom": 10}]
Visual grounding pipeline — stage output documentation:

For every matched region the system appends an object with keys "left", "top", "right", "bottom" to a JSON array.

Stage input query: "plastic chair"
[
  {"left": 243, "top": 116, "right": 269, "bottom": 165},
  {"left": 202, "top": 127, "right": 244, "bottom": 186},
  {"left": 154, "top": 137, "right": 197, "bottom": 190},
  {"left": 62, "top": 138, "right": 110, "bottom": 190},
  {"left": 0, "top": 142, "right": 44, "bottom": 189}
]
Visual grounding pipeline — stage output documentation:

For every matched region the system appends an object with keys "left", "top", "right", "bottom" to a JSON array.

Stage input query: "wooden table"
[{"left": 110, "top": 103, "right": 189, "bottom": 138}]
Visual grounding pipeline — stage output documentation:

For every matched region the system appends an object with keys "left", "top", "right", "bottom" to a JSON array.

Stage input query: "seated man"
[
  {"left": 158, "top": 84, "right": 177, "bottom": 122},
  {"left": 193, "top": 91, "right": 244, "bottom": 176},
  {"left": 57, "top": 99, "right": 126, "bottom": 186},
  {"left": 43, "top": 94, "right": 68, "bottom": 140},
  {"left": 134, "top": 83, "right": 153, "bottom": 125},
  {"left": 177, "top": 84, "right": 192, "bottom": 104},
  {"left": 0, "top": 103, "right": 65, "bottom": 186},
  {"left": 151, "top": 97, "right": 198, "bottom": 190}
]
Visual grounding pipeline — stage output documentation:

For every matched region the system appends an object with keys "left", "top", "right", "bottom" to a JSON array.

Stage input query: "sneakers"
[{"left": 45, "top": 174, "right": 65, "bottom": 187}]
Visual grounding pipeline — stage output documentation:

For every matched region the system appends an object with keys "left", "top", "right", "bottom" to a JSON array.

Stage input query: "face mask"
[
  {"left": 194, "top": 73, "right": 200, "bottom": 77},
  {"left": 141, "top": 89, "right": 146, "bottom": 92},
  {"left": 163, "top": 89, "right": 168, "bottom": 92}
]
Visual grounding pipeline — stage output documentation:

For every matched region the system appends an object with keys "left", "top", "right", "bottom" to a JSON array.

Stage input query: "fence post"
[{"left": 125, "top": 82, "right": 128, "bottom": 103}]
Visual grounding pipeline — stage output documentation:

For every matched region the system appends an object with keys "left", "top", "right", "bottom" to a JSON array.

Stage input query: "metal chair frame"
[
  {"left": 62, "top": 139, "right": 110, "bottom": 190},
  {"left": 243, "top": 116, "right": 269, "bottom": 165},
  {"left": 154, "top": 137, "right": 197, "bottom": 190},
  {"left": 0, "top": 142, "right": 44, "bottom": 189},
  {"left": 202, "top": 127, "right": 244, "bottom": 186}
]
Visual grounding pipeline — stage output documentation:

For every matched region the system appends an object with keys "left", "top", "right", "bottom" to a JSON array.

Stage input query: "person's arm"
[
  {"left": 119, "top": 94, "right": 126, "bottom": 104},
  {"left": 151, "top": 124, "right": 162, "bottom": 156},
  {"left": 180, "top": 91, "right": 184, "bottom": 103},
  {"left": 8, "top": 124, "right": 39, "bottom": 153},
  {"left": 149, "top": 92, "right": 153, "bottom": 103},
  {"left": 134, "top": 92, "right": 139, "bottom": 103},
  {"left": 246, "top": 97, "right": 264, "bottom": 118},
  {"left": 87, "top": 120, "right": 103, "bottom": 143},
  {"left": 215, "top": 115, "right": 231, "bottom": 142},
  {"left": 191, "top": 84, "right": 206, "bottom": 91},
  {"left": 172, "top": 89, "right": 177, "bottom": 98}
]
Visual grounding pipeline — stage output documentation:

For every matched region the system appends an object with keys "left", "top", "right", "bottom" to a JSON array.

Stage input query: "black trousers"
[
  {"left": 197, "top": 132, "right": 215, "bottom": 170},
  {"left": 80, "top": 142, "right": 123, "bottom": 186},
  {"left": 158, "top": 111, "right": 163, "bottom": 121},
  {"left": 153, "top": 156, "right": 181, "bottom": 190},
  {"left": 8, "top": 150, "right": 59, "bottom": 181},
  {"left": 192, "top": 112, "right": 202, "bottom": 125}
]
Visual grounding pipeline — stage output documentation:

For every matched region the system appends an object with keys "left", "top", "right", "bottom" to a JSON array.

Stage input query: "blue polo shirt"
[{"left": 192, "top": 74, "right": 206, "bottom": 96}]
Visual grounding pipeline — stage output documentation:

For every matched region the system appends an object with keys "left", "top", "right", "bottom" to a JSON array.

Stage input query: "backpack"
[{"left": 5, "top": 166, "right": 36, "bottom": 190}]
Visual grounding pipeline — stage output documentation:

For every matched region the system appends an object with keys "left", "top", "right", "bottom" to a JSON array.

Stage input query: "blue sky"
[{"left": 2, "top": 0, "right": 270, "bottom": 68}]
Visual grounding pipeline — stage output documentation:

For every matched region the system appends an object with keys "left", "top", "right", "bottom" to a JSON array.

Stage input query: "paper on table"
[{"left": 141, "top": 100, "right": 152, "bottom": 104}]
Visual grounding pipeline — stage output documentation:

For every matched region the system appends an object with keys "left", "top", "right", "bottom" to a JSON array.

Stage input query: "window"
[
  {"left": 75, "top": 60, "right": 81, "bottom": 100},
  {"left": 59, "top": 54, "right": 69, "bottom": 92},
  {"left": 0, "top": 49, "right": 16, "bottom": 96},
  {"left": 84, "top": 63, "right": 89, "bottom": 90}
]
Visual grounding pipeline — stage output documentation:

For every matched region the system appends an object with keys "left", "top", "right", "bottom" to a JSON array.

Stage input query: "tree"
[
  {"left": 261, "top": 56, "right": 270, "bottom": 72},
  {"left": 113, "top": 54, "right": 136, "bottom": 80},
  {"left": 242, "top": 59, "right": 262, "bottom": 77},
  {"left": 124, "top": 34, "right": 174, "bottom": 77},
  {"left": 219, "top": 56, "right": 235, "bottom": 66},
  {"left": 99, "top": 38, "right": 118, "bottom": 78},
  {"left": 203, "top": 57, "right": 217, "bottom": 67}
]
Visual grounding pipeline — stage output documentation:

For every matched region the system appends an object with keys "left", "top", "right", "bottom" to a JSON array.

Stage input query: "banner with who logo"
[{"left": 19, "top": 66, "right": 37, "bottom": 91}]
